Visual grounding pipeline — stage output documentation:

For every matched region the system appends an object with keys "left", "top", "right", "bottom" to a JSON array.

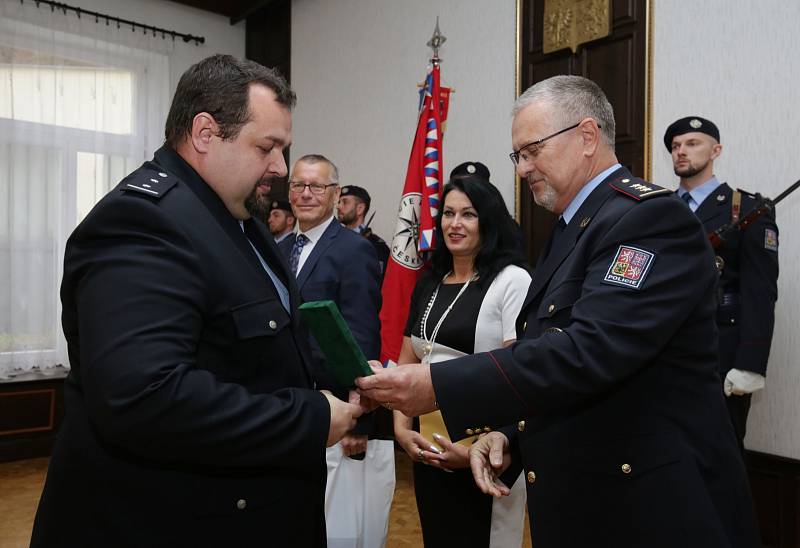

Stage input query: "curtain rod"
[{"left": 19, "top": 0, "right": 206, "bottom": 45}]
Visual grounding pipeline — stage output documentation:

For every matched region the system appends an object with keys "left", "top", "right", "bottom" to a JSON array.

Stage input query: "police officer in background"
[
  {"left": 665, "top": 116, "right": 779, "bottom": 450},
  {"left": 337, "top": 185, "right": 390, "bottom": 277},
  {"left": 267, "top": 199, "right": 296, "bottom": 243}
]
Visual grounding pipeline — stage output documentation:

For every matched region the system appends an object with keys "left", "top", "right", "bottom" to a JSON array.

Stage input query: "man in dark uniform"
[
  {"left": 31, "top": 54, "right": 363, "bottom": 548},
  {"left": 337, "top": 184, "right": 390, "bottom": 277},
  {"left": 665, "top": 116, "right": 778, "bottom": 450},
  {"left": 268, "top": 199, "right": 296, "bottom": 243},
  {"left": 358, "top": 76, "right": 759, "bottom": 547}
]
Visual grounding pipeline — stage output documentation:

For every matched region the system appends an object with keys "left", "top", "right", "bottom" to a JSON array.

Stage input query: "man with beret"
[
  {"left": 358, "top": 75, "right": 759, "bottom": 547},
  {"left": 337, "top": 184, "right": 390, "bottom": 278},
  {"left": 267, "top": 199, "right": 296, "bottom": 243},
  {"left": 665, "top": 115, "right": 779, "bottom": 451}
]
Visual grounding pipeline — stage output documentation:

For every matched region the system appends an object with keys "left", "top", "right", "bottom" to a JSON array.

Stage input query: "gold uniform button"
[
  {"left": 517, "top": 420, "right": 525, "bottom": 432},
  {"left": 268, "top": 320, "right": 278, "bottom": 330},
  {"left": 526, "top": 471, "right": 536, "bottom": 484},
  {"left": 621, "top": 463, "right": 632, "bottom": 474},
  {"left": 465, "top": 428, "right": 474, "bottom": 436},
  {"left": 236, "top": 498, "right": 247, "bottom": 510},
  {"left": 547, "top": 304, "right": 555, "bottom": 315},
  {"left": 483, "top": 426, "right": 491, "bottom": 433}
]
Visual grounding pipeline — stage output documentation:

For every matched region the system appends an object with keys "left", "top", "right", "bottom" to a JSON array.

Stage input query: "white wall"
[
  {"left": 290, "top": 0, "right": 518, "bottom": 244},
  {"left": 652, "top": 1, "right": 800, "bottom": 459}
]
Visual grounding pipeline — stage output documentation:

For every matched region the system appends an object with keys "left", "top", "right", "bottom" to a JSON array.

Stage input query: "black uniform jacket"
[
  {"left": 31, "top": 146, "right": 331, "bottom": 548},
  {"left": 697, "top": 182, "right": 778, "bottom": 376},
  {"left": 431, "top": 167, "right": 759, "bottom": 548}
]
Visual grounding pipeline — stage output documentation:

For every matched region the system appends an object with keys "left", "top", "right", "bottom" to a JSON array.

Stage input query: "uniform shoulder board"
[
  {"left": 121, "top": 166, "right": 178, "bottom": 200},
  {"left": 608, "top": 177, "right": 672, "bottom": 201}
]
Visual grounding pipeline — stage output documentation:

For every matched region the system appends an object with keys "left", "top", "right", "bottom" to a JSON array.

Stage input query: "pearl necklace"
[{"left": 420, "top": 271, "right": 477, "bottom": 364}]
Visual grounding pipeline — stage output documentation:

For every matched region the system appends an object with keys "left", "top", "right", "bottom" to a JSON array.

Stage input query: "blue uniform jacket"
[{"left": 431, "top": 167, "right": 759, "bottom": 548}]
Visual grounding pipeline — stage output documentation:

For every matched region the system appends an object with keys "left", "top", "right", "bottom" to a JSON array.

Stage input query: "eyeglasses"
[
  {"left": 288, "top": 182, "right": 338, "bottom": 195},
  {"left": 509, "top": 122, "right": 599, "bottom": 166}
]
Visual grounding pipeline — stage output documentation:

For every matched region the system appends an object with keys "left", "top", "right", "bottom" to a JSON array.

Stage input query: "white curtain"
[{"left": 0, "top": 0, "right": 172, "bottom": 379}]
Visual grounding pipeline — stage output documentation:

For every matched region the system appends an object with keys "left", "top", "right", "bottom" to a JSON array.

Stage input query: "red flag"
[{"left": 380, "top": 63, "right": 450, "bottom": 362}]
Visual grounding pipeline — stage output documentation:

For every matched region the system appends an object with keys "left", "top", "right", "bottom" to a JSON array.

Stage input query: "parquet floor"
[{"left": 0, "top": 451, "right": 530, "bottom": 547}]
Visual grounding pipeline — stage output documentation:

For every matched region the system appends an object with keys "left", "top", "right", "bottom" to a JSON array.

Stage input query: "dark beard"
[
  {"left": 673, "top": 159, "right": 708, "bottom": 178},
  {"left": 338, "top": 209, "right": 357, "bottom": 226},
  {"left": 245, "top": 183, "right": 272, "bottom": 218}
]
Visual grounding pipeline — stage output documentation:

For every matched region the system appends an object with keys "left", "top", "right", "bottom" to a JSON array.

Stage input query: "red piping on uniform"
[{"left": 487, "top": 351, "right": 531, "bottom": 414}]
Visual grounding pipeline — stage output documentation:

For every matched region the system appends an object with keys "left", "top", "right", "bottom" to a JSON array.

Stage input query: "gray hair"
[
  {"left": 294, "top": 154, "right": 340, "bottom": 185},
  {"left": 512, "top": 75, "right": 616, "bottom": 148}
]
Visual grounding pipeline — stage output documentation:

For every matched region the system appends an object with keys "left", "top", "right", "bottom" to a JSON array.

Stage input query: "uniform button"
[
  {"left": 621, "top": 178, "right": 630, "bottom": 183},
  {"left": 517, "top": 420, "right": 525, "bottom": 432},
  {"left": 465, "top": 428, "right": 474, "bottom": 436},
  {"left": 236, "top": 498, "right": 247, "bottom": 510},
  {"left": 268, "top": 320, "right": 278, "bottom": 330},
  {"left": 483, "top": 426, "right": 491, "bottom": 433},
  {"left": 730, "top": 318, "right": 736, "bottom": 325},
  {"left": 526, "top": 471, "right": 536, "bottom": 484},
  {"left": 547, "top": 304, "right": 555, "bottom": 315},
  {"left": 621, "top": 463, "right": 632, "bottom": 474}
]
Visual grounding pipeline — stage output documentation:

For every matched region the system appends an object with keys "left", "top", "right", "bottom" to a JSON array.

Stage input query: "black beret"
[
  {"left": 340, "top": 185, "right": 371, "bottom": 207},
  {"left": 269, "top": 199, "right": 293, "bottom": 213},
  {"left": 449, "top": 161, "right": 491, "bottom": 182},
  {"left": 663, "top": 116, "right": 720, "bottom": 151}
]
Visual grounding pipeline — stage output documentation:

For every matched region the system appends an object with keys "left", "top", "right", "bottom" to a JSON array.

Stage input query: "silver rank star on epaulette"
[
  {"left": 608, "top": 177, "right": 672, "bottom": 201},
  {"left": 123, "top": 170, "right": 177, "bottom": 199}
]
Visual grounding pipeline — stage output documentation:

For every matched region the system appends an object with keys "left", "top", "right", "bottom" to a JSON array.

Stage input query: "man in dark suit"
[
  {"left": 358, "top": 76, "right": 759, "bottom": 547},
  {"left": 665, "top": 116, "right": 778, "bottom": 450},
  {"left": 279, "top": 154, "right": 391, "bottom": 546},
  {"left": 31, "top": 55, "right": 363, "bottom": 548}
]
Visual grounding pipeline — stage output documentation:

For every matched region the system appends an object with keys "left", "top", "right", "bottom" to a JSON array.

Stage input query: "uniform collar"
[
  {"left": 562, "top": 163, "right": 622, "bottom": 225},
  {"left": 679, "top": 175, "right": 720, "bottom": 210}
]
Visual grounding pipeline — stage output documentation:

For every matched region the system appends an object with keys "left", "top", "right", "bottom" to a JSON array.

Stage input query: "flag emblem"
[
  {"left": 603, "top": 245, "right": 655, "bottom": 290},
  {"left": 390, "top": 193, "right": 424, "bottom": 269}
]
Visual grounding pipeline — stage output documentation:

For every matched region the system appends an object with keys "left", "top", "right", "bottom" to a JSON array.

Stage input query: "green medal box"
[{"left": 298, "top": 300, "right": 373, "bottom": 387}]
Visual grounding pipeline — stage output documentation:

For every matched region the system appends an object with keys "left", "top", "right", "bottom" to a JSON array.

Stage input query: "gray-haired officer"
[
  {"left": 665, "top": 115, "right": 779, "bottom": 451},
  {"left": 267, "top": 199, "right": 296, "bottom": 243},
  {"left": 338, "top": 184, "right": 390, "bottom": 277}
]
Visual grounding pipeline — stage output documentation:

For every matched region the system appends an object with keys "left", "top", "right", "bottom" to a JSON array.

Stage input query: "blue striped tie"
[{"left": 289, "top": 234, "right": 309, "bottom": 276}]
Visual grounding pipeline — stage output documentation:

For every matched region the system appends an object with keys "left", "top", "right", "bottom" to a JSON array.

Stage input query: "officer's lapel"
[
  {"left": 295, "top": 219, "right": 339, "bottom": 288},
  {"left": 695, "top": 182, "right": 731, "bottom": 225},
  {"left": 522, "top": 175, "right": 618, "bottom": 312}
]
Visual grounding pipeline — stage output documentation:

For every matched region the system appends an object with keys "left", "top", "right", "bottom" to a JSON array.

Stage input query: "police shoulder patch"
[
  {"left": 603, "top": 245, "right": 656, "bottom": 290},
  {"left": 764, "top": 228, "right": 778, "bottom": 251},
  {"left": 608, "top": 177, "right": 672, "bottom": 201},
  {"left": 121, "top": 169, "right": 177, "bottom": 199}
]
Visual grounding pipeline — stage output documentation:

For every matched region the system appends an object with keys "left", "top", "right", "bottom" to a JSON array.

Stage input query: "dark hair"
[
  {"left": 164, "top": 54, "right": 296, "bottom": 148},
  {"left": 430, "top": 177, "right": 528, "bottom": 286}
]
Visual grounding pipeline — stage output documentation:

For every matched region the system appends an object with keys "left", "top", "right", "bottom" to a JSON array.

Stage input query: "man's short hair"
[
  {"left": 294, "top": 154, "right": 340, "bottom": 185},
  {"left": 512, "top": 75, "right": 616, "bottom": 148},
  {"left": 340, "top": 185, "right": 371, "bottom": 214},
  {"left": 164, "top": 54, "right": 296, "bottom": 149}
]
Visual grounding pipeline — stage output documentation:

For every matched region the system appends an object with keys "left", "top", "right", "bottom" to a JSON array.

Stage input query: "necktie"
[
  {"left": 289, "top": 234, "right": 309, "bottom": 276},
  {"left": 681, "top": 192, "right": 693, "bottom": 206},
  {"left": 240, "top": 220, "right": 291, "bottom": 312},
  {"left": 538, "top": 218, "right": 567, "bottom": 264}
]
